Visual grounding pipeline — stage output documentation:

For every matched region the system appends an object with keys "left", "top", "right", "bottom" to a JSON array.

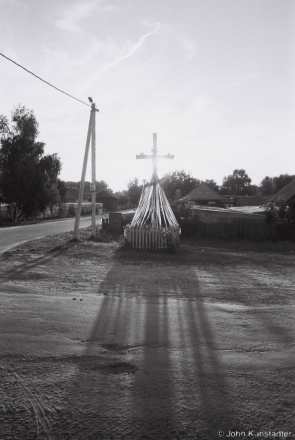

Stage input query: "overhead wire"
[
  {"left": 99, "top": 110, "right": 147, "bottom": 134},
  {"left": 39, "top": 110, "right": 89, "bottom": 123},
  {"left": 182, "top": 149, "right": 263, "bottom": 179},
  {"left": 0, "top": 52, "right": 92, "bottom": 108},
  {"left": 1, "top": 51, "right": 263, "bottom": 181}
]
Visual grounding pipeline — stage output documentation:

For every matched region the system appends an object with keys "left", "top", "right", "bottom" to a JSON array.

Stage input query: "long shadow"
[
  {"left": 53, "top": 257, "right": 235, "bottom": 439},
  {"left": 226, "top": 267, "right": 294, "bottom": 345},
  {"left": 0, "top": 240, "right": 77, "bottom": 281}
]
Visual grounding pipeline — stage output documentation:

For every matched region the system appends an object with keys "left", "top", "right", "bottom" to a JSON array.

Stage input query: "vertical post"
[
  {"left": 73, "top": 109, "right": 94, "bottom": 240},
  {"left": 152, "top": 133, "right": 157, "bottom": 226},
  {"left": 152, "top": 133, "right": 158, "bottom": 181},
  {"left": 91, "top": 103, "right": 97, "bottom": 239}
]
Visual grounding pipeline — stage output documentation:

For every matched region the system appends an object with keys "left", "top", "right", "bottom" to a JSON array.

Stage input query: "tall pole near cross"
[
  {"left": 136, "top": 133, "right": 174, "bottom": 225},
  {"left": 73, "top": 99, "right": 99, "bottom": 240}
]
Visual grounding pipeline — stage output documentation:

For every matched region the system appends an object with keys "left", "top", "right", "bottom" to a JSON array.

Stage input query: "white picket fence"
[{"left": 124, "top": 225, "right": 180, "bottom": 251}]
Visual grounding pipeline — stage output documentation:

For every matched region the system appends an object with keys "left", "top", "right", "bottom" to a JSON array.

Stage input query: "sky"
[{"left": 1, "top": 0, "right": 295, "bottom": 192}]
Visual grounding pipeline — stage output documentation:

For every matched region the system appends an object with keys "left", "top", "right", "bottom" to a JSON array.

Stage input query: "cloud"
[
  {"left": 56, "top": 0, "right": 99, "bottom": 33},
  {"left": 93, "top": 23, "right": 161, "bottom": 76},
  {"left": 55, "top": 19, "right": 81, "bottom": 33},
  {"left": 177, "top": 37, "right": 195, "bottom": 60},
  {"left": 102, "top": 4, "right": 120, "bottom": 12},
  {"left": 216, "top": 73, "right": 261, "bottom": 91}
]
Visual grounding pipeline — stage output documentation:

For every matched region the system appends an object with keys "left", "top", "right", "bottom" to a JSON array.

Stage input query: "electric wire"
[
  {"left": 39, "top": 110, "right": 89, "bottom": 123},
  {"left": 182, "top": 149, "right": 263, "bottom": 179},
  {"left": 0, "top": 52, "right": 92, "bottom": 108},
  {"left": 99, "top": 111, "right": 147, "bottom": 134},
  {"left": 0, "top": 51, "right": 264, "bottom": 181}
]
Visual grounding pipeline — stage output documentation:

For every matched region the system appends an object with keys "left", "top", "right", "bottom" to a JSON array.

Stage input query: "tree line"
[
  {"left": 0, "top": 105, "right": 67, "bottom": 222},
  {"left": 1, "top": 105, "right": 294, "bottom": 221},
  {"left": 113, "top": 169, "right": 295, "bottom": 206}
]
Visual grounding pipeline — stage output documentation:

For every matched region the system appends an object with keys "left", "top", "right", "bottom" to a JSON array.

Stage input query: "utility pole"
[
  {"left": 90, "top": 104, "right": 96, "bottom": 239},
  {"left": 73, "top": 99, "right": 98, "bottom": 240}
]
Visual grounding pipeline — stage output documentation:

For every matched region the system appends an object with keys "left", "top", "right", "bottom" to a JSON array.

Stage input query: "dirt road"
[{"left": 0, "top": 233, "right": 294, "bottom": 439}]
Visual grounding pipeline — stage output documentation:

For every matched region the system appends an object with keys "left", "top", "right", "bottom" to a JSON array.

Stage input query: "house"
[
  {"left": 266, "top": 179, "right": 295, "bottom": 206},
  {"left": 183, "top": 182, "right": 231, "bottom": 207},
  {"left": 64, "top": 187, "right": 90, "bottom": 203},
  {"left": 96, "top": 190, "right": 118, "bottom": 211},
  {"left": 191, "top": 205, "right": 265, "bottom": 224},
  {"left": 64, "top": 187, "right": 79, "bottom": 203},
  {"left": 234, "top": 195, "right": 264, "bottom": 207}
]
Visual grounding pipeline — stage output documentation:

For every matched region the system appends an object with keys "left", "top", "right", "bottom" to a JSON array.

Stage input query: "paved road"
[{"left": 0, "top": 215, "right": 104, "bottom": 254}]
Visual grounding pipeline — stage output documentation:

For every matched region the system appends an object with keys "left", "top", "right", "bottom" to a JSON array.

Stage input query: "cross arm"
[{"left": 136, "top": 155, "right": 153, "bottom": 159}]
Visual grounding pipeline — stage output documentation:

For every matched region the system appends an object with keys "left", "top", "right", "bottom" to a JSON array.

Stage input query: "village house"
[
  {"left": 96, "top": 190, "right": 118, "bottom": 211},
  {"left": 183, "top": 182, "right": 232, "bottom": 207},
  {"left": 234, "top": 195, "right": 264, "bottom": 207},
  {"left": 266, "top": 179, "right": 295, "bottom": 207},
  {"left": 64, "top": 187, "right": 90, "bottom": 203}
]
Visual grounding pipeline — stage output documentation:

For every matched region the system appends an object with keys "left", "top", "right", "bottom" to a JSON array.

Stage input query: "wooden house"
[
  {"left": 183, "top": 182, "right": 230, "bottom": 207},
  {"left": 266, "top": 179, "right": 295, "bottom": 206},
  {"left": 96, "top": 190, "right": 118, "bottom": 211},
  {"left": 234, "top": 195, "right": 264, "bottom": 207}
]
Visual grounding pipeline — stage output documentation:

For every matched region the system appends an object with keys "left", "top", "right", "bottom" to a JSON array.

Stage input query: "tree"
[
  {"left": 259, "top": 176, "right": 274, "bottom": 196},
  {"left": 160, "top": 170, "right": 200, "bottom": 200},
  {"left": 259, "top": 174, "right": 295, "bottom": 196},
  {"left": 204, "top": 179, "right": 219, "bottom": 192},
  {"left": 220, "top": 169, "right": 256, "bottom": 195},
  {"left": 273, "top": 174, "right": 295, "bottom": 192},
  {"left": 66, "top": 180, "right": 113, "bottom": 196},
  {"left": 127, "top": 178, "right": 142, "bottom": 205},
  {"left": 0, "top": 105, "right": 62, "bottom": 221},
  {"left": 57, "top": 179, "right": 67, "bottom": 201},
  {"left": 114, "top": 190, "right": 129, "bottom": 206},
  {"left": 95, "top": 180, "right": 113, "bottom": 194}
]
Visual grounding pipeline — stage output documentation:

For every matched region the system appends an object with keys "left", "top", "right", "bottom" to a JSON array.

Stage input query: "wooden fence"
[
  {"left": 124, "top": 226, "right": 180, "bottom": 251},
  {"left": 191, "top": 222, "right": 295, "bottom": 241}
]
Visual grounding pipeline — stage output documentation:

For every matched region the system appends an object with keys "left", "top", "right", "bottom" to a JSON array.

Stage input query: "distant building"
[
  {"left": 234, "top": 195, "right": 264, "bottom": 207},
  {"left": 183, "top": 182, "right": 231, "bottom": 207},
  {"left": 266, "top": 179, "right": 295, "bottom": 207},
  {"left": 64, "top": 187, "right": 90, "bottom": 203},
  {"left": 96, "top": 190, "right": 118, "bottom": 211}
]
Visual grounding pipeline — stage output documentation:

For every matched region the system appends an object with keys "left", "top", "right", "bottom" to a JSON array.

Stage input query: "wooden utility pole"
[
  {"left": 73, "top": 100, "right": 98, "bottom": 240},
  {"left": 90, "top": 105, "right": 96, "bottom": 238}
]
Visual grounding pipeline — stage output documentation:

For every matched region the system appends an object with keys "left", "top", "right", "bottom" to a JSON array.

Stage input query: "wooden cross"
[{"left": 136, "top": 133, "right": 174, "bottom": 183}]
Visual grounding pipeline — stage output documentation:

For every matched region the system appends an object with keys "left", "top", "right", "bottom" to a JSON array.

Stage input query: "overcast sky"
[{"left": 1, "top": 0, "right": 295, "bottom": 192}]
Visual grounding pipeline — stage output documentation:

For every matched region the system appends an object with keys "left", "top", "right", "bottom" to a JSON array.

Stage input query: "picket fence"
[
  {"left": 124, "top": 226, "right": 180, "bottom": 251},
  {"left": 191, "top": 222, "right": 295, "bottom": 241}
]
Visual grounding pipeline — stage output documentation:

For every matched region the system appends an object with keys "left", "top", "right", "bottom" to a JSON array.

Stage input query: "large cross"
[{"left": 136, "top": 133, "right": 174, "bottom": 183}]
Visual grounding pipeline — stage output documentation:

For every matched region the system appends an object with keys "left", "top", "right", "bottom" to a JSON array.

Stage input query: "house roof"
[
  {"left": 266, "top": 179, "right": 295, "bottom": 204},
  {"left": 185, "top": 182, "right": 229, "bottom": 202},
  {"left": 96, "top": 190, "right": 118, "bottom": 200},
  {"left": 64, "top": 188, "right": 79, "bottom": 201}
]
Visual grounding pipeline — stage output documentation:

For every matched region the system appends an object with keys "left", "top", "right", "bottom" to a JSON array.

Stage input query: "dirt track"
[{"left": 0, "top": 231, "right": 295, "bottom": 439}]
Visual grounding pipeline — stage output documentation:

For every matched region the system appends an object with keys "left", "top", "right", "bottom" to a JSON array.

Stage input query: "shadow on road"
[{"left": 60, "top": 260, "right": 234, "bottom": 439}]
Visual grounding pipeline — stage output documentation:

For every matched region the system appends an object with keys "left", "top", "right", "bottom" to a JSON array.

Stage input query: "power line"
[
  {"left": 182, "top": 149, "right": 263, "bottom": 179},
  {"left": 99, "top": 111, "right": 147, "bottom": 134},
  {"left": 0, "top": 52, "right": 92, "bottom": 108},
  {"left": 39, "top": 110, "right": 89, "bottom": 123},
  {"left": 0, "top": 51, "right": 266, "bottom": 181}
]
